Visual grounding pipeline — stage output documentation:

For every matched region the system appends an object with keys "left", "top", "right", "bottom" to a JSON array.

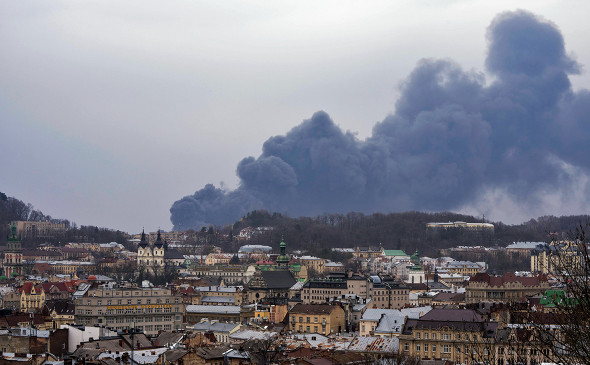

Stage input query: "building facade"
[
  {"left": 288, "top": 304, "right": 345, "bottom": 336},
  {"left": 466, "top": 273, "right": 550, "bottom": 304},
  {"left": 73, "top": 284, "right": 183, "bottom": 336}
]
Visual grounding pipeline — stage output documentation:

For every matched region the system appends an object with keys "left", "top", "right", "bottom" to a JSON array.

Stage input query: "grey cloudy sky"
[{"left": 2, "top": 1, "right": 590, "bottom": 233}]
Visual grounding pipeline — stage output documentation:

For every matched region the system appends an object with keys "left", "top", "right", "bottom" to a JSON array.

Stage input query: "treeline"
[
  {"left": 0, "top": 192, "right": 127, "bottom": 246},
  {"left": 228, "top": 210, "right": 590, "bottom": 257}
]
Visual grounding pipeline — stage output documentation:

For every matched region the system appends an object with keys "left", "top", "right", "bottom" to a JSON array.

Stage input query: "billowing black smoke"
[{"left": 171, "top": 10, "right": 590, "bottom": 230}]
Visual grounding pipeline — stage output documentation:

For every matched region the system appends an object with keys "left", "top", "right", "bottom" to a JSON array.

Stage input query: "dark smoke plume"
[{"left": 171, "top": 10, "right": 590, "bottom": 230}]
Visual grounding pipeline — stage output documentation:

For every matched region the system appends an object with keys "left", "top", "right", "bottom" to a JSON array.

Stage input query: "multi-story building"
[
  {"left": 426, "top": 221, "right": 494, "bottom": 231},
  {"left": 353, "top": 247, "right": 382, "bottom": 259},
  {"left": 368, "top": 275, "right": 410, "bottom": 309},
  {"left": 189, "top": 286, "right": 245, "bottom": 306},
  {"left": 531, "top": 241, "right": 583, "bottom": 274},
  {"left": 399, "top": 308, "right": 499, "bottom": 363},
  {"left": 297, "top": 256, "right": 326, "bottom": 275},
  {"left": 288, "top": 304, "right": 345, "bottom": 336},
  {"left": 14, "top": 221, "right": 67, "bottom": 240},
  {"left": 359, "top": 306, "right": 432, "bottom": 337},
  {"left": 301, "top": 278, "right": 348, "bottom": 304},
  {"left": 73, "top": 283, "right": 183, "bottom": 336},
  {"left": 466, "top": 272, "right": 550, "bottom": 304},
  {"left": 34, "top": 260, "right": 95, "bottom": 275},
  {"left": 444, "top": 260, "right": 486, "bottom": 276},
  {"left": 19, "top": 282, "right": 46, "bottom": 312},
  {"left": 190, "top": 264, "right": 257, "bottom": 285}
]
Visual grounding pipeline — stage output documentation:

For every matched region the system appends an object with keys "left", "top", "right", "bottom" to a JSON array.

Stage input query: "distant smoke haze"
[{"left": 170, "top": 10, "right": 590, "bottom": 230}]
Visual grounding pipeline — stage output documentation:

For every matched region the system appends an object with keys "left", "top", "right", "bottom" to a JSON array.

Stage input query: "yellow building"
[
  {"left": 19, "top": 282, "right": 46, "bottom": 313},
  {"left": 466, "top": 272, "right": 550, "bottom": 304},
  {"left": 288, "top": 303, "right": 345, "bottom": 336},
  {"left": 531, "top": 241, "right": 583, "bottom": 274},
  {"left": 399, "top": 308, "right": 499, "bottom": 363},
  {"left": 298, "top": 256, "right": 326, "bottom": 274},
  {"left": 205, "top": 253, "right": 233, "bottom": 266},
  {"left": 15, "top": 220, "right": 66, "bottom": 240}
]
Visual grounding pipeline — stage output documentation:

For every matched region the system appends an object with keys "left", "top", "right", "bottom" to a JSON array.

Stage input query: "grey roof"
[
  {"left": 192, "top": 321, "right": 240, "bottom": 333},
  {"left": 375, "top": 314, "right": 403, "bottom": 334},
  {"left": 154, "top": 332, "right": 185, "bottom": 348},
  {"left": 260, "top": 270, "right": 296, "bottom": 289},
  {"left": 230, "top": 330, "right": 277, "bottom": 341},
  {"left": 347, "top": 336, "right": 399, "bottom": 353},
  {"left": 164, "top": 249, "right": 185, "bottom": 260},
  {"left": 162, "top": 349, "right": 188, "bottom": 363},
  {"left": 201, "top": 296, "right": 236, "bottom": 304},
  {"left": 186, "top": 305, "right": 241, "bottom": 314},
  {"left": 507, "top": 242, "right": 545, "bottom": 249}
]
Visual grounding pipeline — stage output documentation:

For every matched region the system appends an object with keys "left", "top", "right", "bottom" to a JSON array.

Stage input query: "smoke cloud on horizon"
[{"left": 170, "top": 10, "right": 590, "bottom": 230}]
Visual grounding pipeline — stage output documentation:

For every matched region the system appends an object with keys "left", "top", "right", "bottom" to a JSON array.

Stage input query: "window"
[
  {"left": 424, "top": 333, "right": 428, "bottom": 339},
  {"left": 306, "top": 326, "right": 310, "bottom": 332},
  {"left": 314, "top": 326, "right": 318, "bottom": 333},
  {"left": 299, "top": 317, "right": 303, "bottom": 323},
  {"left": 424, "top": 344, "right": 428, "bottom": 352},
  {"left": 432, "top": 344, "right": 436, "bottom": 352},
  {"left": 404, "top": 343, "right": 409, "bottom": 351},
  {"left": 416, "top": 344, "right": 421, "bottom": 352},
  {"left": 432, "top": 333, "right": 437, "bottom": 340},
  {"left": 443, "top": 345, "right": 450, "bottom": 353},
  {"left": 307, "top": 317, "right": 310, "bottom": 323},
  {"left": 417, "top": 332, "right": 421, "bottom": 339}
]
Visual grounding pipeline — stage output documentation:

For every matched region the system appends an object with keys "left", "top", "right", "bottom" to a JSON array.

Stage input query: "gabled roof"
[
  {"left": 154, "top": 332, "right": 185, "bottom": 348},
  {"left": 469, "top": 272, "right": 547, "bottom": 287},
  {"left": 44, "top": 300, "right": 75, "bottom": 315}
]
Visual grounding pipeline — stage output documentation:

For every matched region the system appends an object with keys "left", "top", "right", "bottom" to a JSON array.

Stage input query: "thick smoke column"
[{"left": 171, "top": 10, "right": 590, "bottom": 230}]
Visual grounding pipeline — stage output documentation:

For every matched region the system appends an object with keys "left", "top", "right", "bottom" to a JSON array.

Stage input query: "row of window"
[
  {"left": 82, "top": 298, "right": 180, "bottom": 305},
  {"left": 416, "top": 332, "right": 473, "bottom": 341}
]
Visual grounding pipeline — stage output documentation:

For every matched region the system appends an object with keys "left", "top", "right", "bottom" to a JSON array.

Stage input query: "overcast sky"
[{"left": 2, "top": 1, "right": 590, "bottom": 233}]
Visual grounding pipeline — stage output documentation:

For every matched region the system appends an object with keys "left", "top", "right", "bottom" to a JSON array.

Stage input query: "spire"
[
  {"left": 139, "top": 228, "right": 148, "bottom": 248},
  {"left": 154, "top": 228, "right": 163, "bottom": 248},
  {"left": 277, "top": 236, "right": 289, "bottom": 268}
]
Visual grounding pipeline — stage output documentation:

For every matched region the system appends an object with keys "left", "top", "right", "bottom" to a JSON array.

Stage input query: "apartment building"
[
  {"left": 190, "top": 265, "right": 256, "bottom": 285},
  {"left": 444, "top": 261, "right": 486, "bottom": 276},
  {"left": 530, "top": 241, "right": 583, "bottom": 274},
  {"left": 399, "top": 308, "right": 499, "bottom": 363},
  {"left": 189, "top": 286, "right": 245, "bottom": 306},
  {"left": 14, "top": 221, "right": 67, "bottom": 240},
  {"left": 466, "top": 272, "right": 550, "bottom": 304},
  {"left": 301, "top": 279, "right": 348, "bottom": 304},
  {"left": 288, "top": 304, "right": 345, "bottom": 336},
  {"left": 368, "top": 275, "right": 410, "bottom": 309},
  {"left": 73, "top": 283, "right": 183, "bottom": 336},
  {"left": 297, "top": 256, "right": 326, "bottom": 274}
]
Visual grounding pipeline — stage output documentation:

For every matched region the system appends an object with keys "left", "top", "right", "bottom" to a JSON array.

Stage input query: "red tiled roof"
[{"left": 469, "top": 272, "right": 547, "bottom": 287}]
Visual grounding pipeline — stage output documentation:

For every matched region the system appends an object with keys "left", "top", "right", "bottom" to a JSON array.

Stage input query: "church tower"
[
  {"left": 4, "top": 222, "right": 23, "bottom": 277},
  {"left": 137, "top": 228, "right": 165, "bottom": 273},
  {"left": 276, "top": 237, "right": 290, "bottom": 269}
]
